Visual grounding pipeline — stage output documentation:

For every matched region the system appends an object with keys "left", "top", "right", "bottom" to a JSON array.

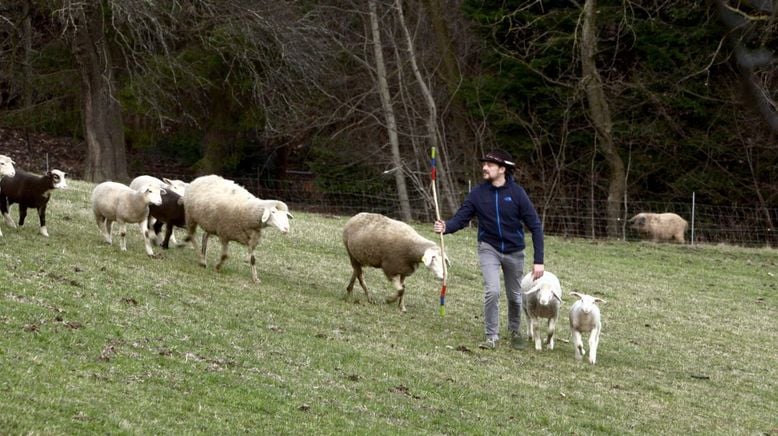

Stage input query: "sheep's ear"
[
  {"left": 260, "top": 208, "right": 272, "bottom": 223},
  {"left": 594, "top": 297, "right": 607, "bottom": 304},
  {"left": 524, "top": 284, "right": 540, "bottom": 295},
  {"left": 421, "top": 250, "right": 433, "bottom": 267},
  {"left": 287, "top": 211, "right": 294, "bottom": 220},
  {"left": 160, "top": 188, "right": 167, "bottom": 195},
  {"left": 162, "top": 177, "right": 173, "bottom": 185},
  {"left": 553, "top": 292, "right": 563, "bottom": 303},
  {"left": 444, "top": 255, "right": 451, "bottom": 268},
  {"left": 570, "top": 291, "right": 583, "bottom": 300}
]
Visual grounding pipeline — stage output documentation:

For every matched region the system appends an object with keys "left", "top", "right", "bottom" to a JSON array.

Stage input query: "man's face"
[{"left": 482, "top": 162, "right": 505, "bottom": 182}]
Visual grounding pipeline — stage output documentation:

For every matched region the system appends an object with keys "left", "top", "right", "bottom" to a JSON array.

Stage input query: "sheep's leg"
[
  {"left": 588, "top": 327, "right": 599, "bottom": 365},
  {"left": 546, "top": 317, "right": 557, "bottom": 350},
  {"left": 214, "top": 239, "right": 229, "bottom": 273},
  {"left": 161, "top": 224, "right": 174, "bottom": 249},
  {"left": 18, "top": 205, "right": 28, "bottom": 227},
  {"left": 186, "top": 225, "right": 207, "bottom": 268},
  {"left": 152, "top": 219, "right": 164, "bottom": 245},
  {"left": 140, "top": 220, "right": 154, "bottom": 257},
  {"left": 347, "top": 262, "right": 372, "bottom": 303},
  {"left": 527, "top": 315, "right": 536, "bottom": 346},
  {"left": 531, "top": 317, "right": 542, "bottom": 351},
  {"left": 201, "top": 233, "right": 210, "bottom": 258},
  {"left": 385, "top": 276, "right": 406, "bottom": 312},
  {"left": 2, "top": 211, "right": 16, "bottom": 228},
  {"left": 103, "top": 219, "right": 114, "bottom": 245},
  {"left": 248, "top": 245, "right": 259, "bottom": 283},
  {"left": 118, "top": 222, "right": 128, "bottom": 251},
  {"left": 37, "top": 204, "right": 49, "bottom": 237},
  {"left": 572, "top": 330, "right": 584, "bottom": 361}
]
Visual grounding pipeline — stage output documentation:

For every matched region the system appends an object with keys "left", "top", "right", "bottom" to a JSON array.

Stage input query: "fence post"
[{"left": 691, "top": 192, "right": 696, "bottom": 246}]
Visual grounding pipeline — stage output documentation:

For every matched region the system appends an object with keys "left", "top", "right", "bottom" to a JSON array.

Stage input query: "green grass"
[{"left": 1, "top": 180, "right": 776, "bottom": 434}]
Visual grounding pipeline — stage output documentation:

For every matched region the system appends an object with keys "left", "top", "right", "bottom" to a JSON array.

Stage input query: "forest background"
[{"left": 0, "top": 0, "right": 776, "bottom": 241}]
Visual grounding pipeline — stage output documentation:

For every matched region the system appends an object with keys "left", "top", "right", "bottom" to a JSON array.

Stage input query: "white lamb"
[
  {"left": 129, "top": 175, "right": 189, "bottom": 246},
  {"left": 520, "top": 271, "right": 563, "bottom": 351},
  {"left": 91, "top": 181, "right": 165, "bottom": 256},
  {"left": 0, "top": 154, "right": 16, "bottom": 237},
  {"left": 183, "top": 175, "right": 293, "bottom": 282},
  {"left": 568, "top": 291, "right": 607, "bottom": 365}
]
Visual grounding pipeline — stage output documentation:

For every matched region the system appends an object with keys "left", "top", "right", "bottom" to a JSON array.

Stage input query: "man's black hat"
[{"left": 479, "top": 150, "right": 515, "bottom": 168}]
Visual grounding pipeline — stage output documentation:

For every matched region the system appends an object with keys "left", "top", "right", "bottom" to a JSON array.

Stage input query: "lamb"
[
  {"left": 183, "top": 174, "right": 293, "bottom": 282},
  {"left": 129, "top": 175, "right": 188, "bottom": 246},
  {"left": 0, "top": 154, "right": 16, "bottom": 237},
  {"left": 90, "top": 181, "right": 165, "bottom": 256},
  {"left": 520, "top": 271, "right": 563, "bottom": 351},
  {"left": 0, "top": 169, "right": 67, "bottom": 237},
  {"left": 628, "top": 212, "right": 688, "bottom": 243},
  {"left": 568, "top": 291, "right": 606, "bottom": 365},
  {"left": 342, "top": 212, "right": 448, "bottom": 312}
]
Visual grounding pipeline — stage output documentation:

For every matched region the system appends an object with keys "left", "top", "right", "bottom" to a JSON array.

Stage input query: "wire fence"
[{"left": 226, "top": 177, "right": 777, "bottom": 248}]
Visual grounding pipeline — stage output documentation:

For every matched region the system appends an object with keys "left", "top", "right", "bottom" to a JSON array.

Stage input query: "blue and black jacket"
[{"left": 444, "top": 176, "right": 544, "bottom": 265}]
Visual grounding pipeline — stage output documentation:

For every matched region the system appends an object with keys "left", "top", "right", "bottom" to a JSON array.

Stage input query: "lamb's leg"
[
  {"left": 140, "top": 220, "right": 154, "bottom": 256},
  {"left": 532, "top": 317, "right": 542, "bottom": 351},
  {"left": 214, "top": 239, "right": 229, "bottom": 272},
  {"left": 37, "top": 204, "right": 48, "bottom": 237},
  {"left": 118, "top": 222, "right": 128, "bottom": 251},
  {"left": 546, "top": 317, "right": 557, "bottom": 350},
  {"left": 152, "top": 219, "right": 164, "bottom": 245},
  {"left": 2, "top": 211, "right": 15, "bottom": 228},
  {"left": 588, "top": 327, "right": 599, "bottom": 365},
  {"left": 572, "top": 330, "right": 584, "bottom": 361},
  {"left": 201, "top": 233, "right": 210, "bottom": 258},
  {"left": 248, "top": 245, "right": 259, "bottom": 283}
]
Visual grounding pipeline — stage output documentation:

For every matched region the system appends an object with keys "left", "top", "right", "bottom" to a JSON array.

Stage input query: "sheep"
[
  {"left": 342, "top": 212, "right": 448, "bottom": 312},
  {"left": 183, "top": 174, "right": 293, "bottom": 282},
  {"left": 628, "top": 212, "right": 688, "bottom": 243},
  {"left": 568, "top": 291, "right": 606, "bottom": 365},
  {"left": 0, "top": 154, "right": 16, "bottom": 236},
  {"left": 0, "top": 169, "right": 67, "bottom": 237},
  {"left": 129, "top": 175, "right": 188, "bottom": 246},
  {"left": 90, "top": 181, "right": 165, "bottom": 256},
  {"left": 520, "top": 271, "right": 563, "bottom": 351}
]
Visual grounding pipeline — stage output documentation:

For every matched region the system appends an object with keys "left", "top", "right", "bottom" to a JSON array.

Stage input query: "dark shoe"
[
  {"left": 510, "top": 331, "right": 526, "bottom": 350},
  {"left": 478, "top": 338, "right": 498, "bottom": 350}
]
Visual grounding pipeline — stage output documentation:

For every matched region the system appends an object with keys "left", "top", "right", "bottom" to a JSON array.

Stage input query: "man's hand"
[
  {"left": 532, "top": 264, "right": 544, "bottom": 280},
  {"left": 433, "top": 220, "right": 446, "bottom": 234}
]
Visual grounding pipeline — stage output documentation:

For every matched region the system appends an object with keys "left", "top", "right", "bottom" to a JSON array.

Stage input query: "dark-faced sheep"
[
  {"left": 629, "top": 212, "right": 688, "bottom": 243},
  {"left": 342, "top": 212, "right": 448, "bottom": 312},
  {"left": 183, "top": 175, "right": 293, "bottom": 282},
  {"left": 0, "top": 169, "right": 67, "bottom": 237}
]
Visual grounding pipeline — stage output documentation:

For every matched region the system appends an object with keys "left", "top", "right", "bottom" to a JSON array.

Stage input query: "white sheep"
[
  {"left": 91, "top": 181, "right": 165, "bottom": 256},
  {"left": 568, "top": 291, "right": 606, "bottom": 365},
  {"left": 0, "top": 154, "right": 16, "bottom": 237},
  {"left": 520, "top": 271, "right": 563, "bottom": 351},
  {"left": 629, "top": 212, "right": 688, "bottom": 243},
  {"left": 129, "top": 175, "right": 189, "bottom": 246},
  {"left": 342, "top": 212, "right": 447, "bottom": 312},
  {"left": 183, "top": 174, "right": 293, "bottom": 282}
]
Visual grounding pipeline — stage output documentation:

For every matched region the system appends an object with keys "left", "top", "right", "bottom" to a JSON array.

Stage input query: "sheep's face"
[
  {"left": 570, "top": 291, "right": 606, "bottom": 314},
  {"left": 261, "top": 207, "right": 292, "bottom": 234},
  {"left": 526, "top": 283, "right": 562, "bottom": 306},
  {"left": 628, "top": 213, "right": 647, "bottom": 230},
  {"left": 50, "top": 170, "right": 67, "bottom": 189},
  {"left": 0, "top": 156, "right": 15, "bottom": 179},
  {"left": 422, "top": 247, "right": 447, "bottom": 280},
  {"left": 142, "top": 184, "right": 165, "bottom": 206},
  {"left": 162, "top": 178, "right": 188, "bottom": 196}
]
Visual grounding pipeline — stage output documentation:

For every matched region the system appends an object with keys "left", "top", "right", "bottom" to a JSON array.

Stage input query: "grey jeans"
[{"left": 478, "top": 241, "right": 525, "bottom": 340}]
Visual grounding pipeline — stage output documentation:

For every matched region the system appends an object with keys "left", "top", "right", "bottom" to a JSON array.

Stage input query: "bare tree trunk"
[
  {"left": 71, "top": 2, "right": 128, "bottom": 182},
  {"left": 22, "top": 0, "right": 33, "bottom": 154},
  {"left": 580, "top": 0, "right": 625, "bottom": 238},
  {"left": 369, "top": 0, "right": 412, "bottom": 221},
  {"left": 394, "top": 0, "right": 458, "bottom": 215}
]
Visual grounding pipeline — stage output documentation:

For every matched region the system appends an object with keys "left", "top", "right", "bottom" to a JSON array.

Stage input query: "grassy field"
[{"left": 1, "top": 180, "right": 776, "bottom": 434}]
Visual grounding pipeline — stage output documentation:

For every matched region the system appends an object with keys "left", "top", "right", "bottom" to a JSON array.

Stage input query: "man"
[{"left": 434, "top": 149, "right": 544, "bottom": 350}]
